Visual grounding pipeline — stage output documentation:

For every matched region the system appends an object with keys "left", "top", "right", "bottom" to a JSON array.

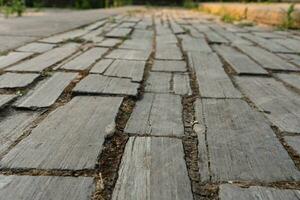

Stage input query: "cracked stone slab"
[
  {"left": 60, "top": 47, "right": 108, "bottom": 70},
  {"left": 179, "top": 35, "right": 212, "bottom": 53},
  {"left": 0, "top": 94, "right": 17, "bottom": 109},
  {"left": 195, "top": 98, "right": 300, "bottom": 182},
  {"left": 278, "top": 53, "right": 300, "bottom": 66},
  {"left": 275, "top": 73, "right": 300, "bottom": 91},
  {"left": 155, "top": 44, "right": 183, "bottom": 60},
  {"left": 119, "top": 39, "right": 152, "bottom": 50},
  {"left": 106, "top": 49, "right": 151, "bottom": 61},
  {"left": 16, "top": 42, "right": 56, "bottom": 53},
  {"left": 0, "top": 96, "right": 122, "bottom": 170},
  {"left": 112, "top": 137, "right": 193, "bottom": 200},
  {"left": 73, "top": 74, "right": 139, "bottom": 96},
  {"left": 152, "top": 60, "right": 187, "bottom": 72},
  {"left": 0, "top": 52, "right": 34, "bottom": 69},
  {"left": 235, "top": 76, "right": 300, "bottom": 134},
  {"left": 104, "top": 60, "right": 146, "bottom": 82},
  {"left": 214, "top": 45, "right": 268, "bottom": 75},
  {"left": 96, "top": 38, "right": 122, "bottom": 47},
  {"left": 105, "top": 27, "right": 132, "bottom": 38},
  {"left": 195, "top": 25, "right": 228, "bottom": 44},
  {"left": 238, "top": 45, "right": 300, "bottom": 71},
  {"left": 125, "top": 93, "right": 184, "bottom": 136},
  {"left": 7, "top": 43, "right": 79, "bottom": 72},
  {"left": 0, "top": 73, "right": 40, "bottom": 89},
  {"left": 0, "top": 110, "right": 39, "bottom": 154},
  {"left": 90, "top": 59, "right": 114, "bottom": 74},
  {"left": 272, "top": 38, "right": 300, "bottom": 53},
  {"left": 14, "top": 72, "right": 77, "bottom": 109},
  {"left": 284, "top": 136, "right": 300, "bottom": 155},
  {"left": 219, "top": 184, "right": 300, "bottom": 200},
  {"left": 0, "top": 175, "right": 94, "bottom": 200},
  {"left": 187, "top": 52, "right": 241, "bottom": 98},
  {"left": 39, "top": 29, "right": 89, "bottom": 43}
]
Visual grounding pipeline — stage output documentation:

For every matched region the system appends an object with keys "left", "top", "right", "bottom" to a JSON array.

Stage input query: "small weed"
[
  {"left": 279, "top": 4, "right": 295, "bottom": 29},
  {"left": 183, "top": 0, "right": 197, "bottom": 9},
  {"left": 221, "top": 14, "right": 235, "bottom": 23}
]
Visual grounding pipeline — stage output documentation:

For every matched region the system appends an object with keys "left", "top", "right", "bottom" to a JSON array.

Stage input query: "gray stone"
[
  {"left": 112, "top": 137, "right": 193, "bottom": 200},
  {"left": 104, "top": 60, "right": 146, "bottom": 82},
  {"left": 219, "top": 184, "right": 300, "bottom": 200},
  {"left": 195, "top": 98, "right": 300, "bottom": 182},
  {"left": 152, "top": 60, "right": 187, "bottom": 72},
  {"left": 39, "top": 29, "right": 89, "bottom": 43},
  {"left": 0, "top": 94, "right": 17, "bottom": 109},
  {"left": 0, "top": 175, "right": 94, "bottom": 200},
  {"left": 155, "top": 45, "right": 182, "bottom": 60},
  {"left": 179, "top": 35, "right": 212, "bottom": 53},
  {"left": 145, "top": 72, "right": 172, "bottom": 93},
  {"left": 90, "top": 59, "right": 114, "bottom": 74},
  {"left": 0, "top": 52, "right": 34, "bottom": 69},
  {"left": 106, "top": 49, "right": 151, "bottom": 61},
  {"left": 195, "top": 25, "right": 228, "bottom": 44},
  {"left": 16, "top": 42, "right": 56, "bottom": 53},
  {"left": 119, "top": 22, "right": 136, "bottom": 28},
  {"left": 235, "top": 76, "right": 300, "bottom": 134},
  {"left": 96, "top": 38, "right": 122, "bottom": 47},
  {"left": 60, "top": 47, "right": 108, "bottom": 70},
  {"left": 284, "top": 136, "right": 300, "bottom": 155},
  {"left": 84, "top": 20, "right": 106, "bottom": 31},
  {"left": 156, "top": 35, "right": 178, "bottom": 44},
  {"left": 8, "top": 43, "right": 79, "bottom": 72},
  {"left": 0, "top": 36, "right": 37, "bottom": 53},
  {"left": 173, "top": 73, "right": 192, "bottom": 95},
  {"left": 214, "top": 45, "right": 268, "bottom": 75},
  {"left": 105, "top": 27, "right": 132, "bottom": 38},
  {"left": 278, "top": 53, "right": 300, "bottom": 66},
  {"left": 187, "top": 52, "right": 241, "bottom": 98},
  {"left": 131, "top": 29, "right": 154, "bottom": 39},
  {"left": 276, "top": 73, "right": 300, "bottom": 91},
  {"left": 125, "top": 93, "right": 184, "bottom": 136},
  {"left": 15, "top": 72, "right": 77, "bottom": 108},
  {"left": 170, "top": 20, "right": 185, "bottom": 34},
  {"left": 0, "top": 96, "right": 122, "bottom": 170},
  {"left": 73, "top": 74, "right": 139, "bottom": 96},
  {"left": 273, "top": 38, "right": 300, "bottom": 53},
  {"left": 0, "top": 110, "right": 39, "bottom": 155},
  {"left": 119, "top": 39, "right": 152, "bottom": 50},
  {"left": 0, "top": 73, "right": 39, "bottom": 89}
]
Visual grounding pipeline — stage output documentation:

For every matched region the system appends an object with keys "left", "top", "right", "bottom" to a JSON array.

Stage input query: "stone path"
[{"left": 0, "top": 7, "right": 300, "bottom": 200}]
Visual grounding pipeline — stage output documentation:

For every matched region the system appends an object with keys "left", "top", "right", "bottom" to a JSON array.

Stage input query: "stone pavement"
[{"left": 0, "top": 8, "right": 300, "bottom": 200}]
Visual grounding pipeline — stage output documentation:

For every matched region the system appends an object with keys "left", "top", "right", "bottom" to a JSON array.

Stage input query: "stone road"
[{"left": 0, "top": 8, "right": 300, "bottom": 200}]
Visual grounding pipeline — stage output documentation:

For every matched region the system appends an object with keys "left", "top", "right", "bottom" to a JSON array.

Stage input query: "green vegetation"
[
  {"left": 280, "top": 4, "right": 295, "bottom": 29},
  {"left": 183, "top": 0, "right": 197, "bottom": 9},
  {"left": 221, "top": 13, "right": 235, "bottom": 23},
  {"left": 0, "top": 0, "right": 26, "bottom": 17}
]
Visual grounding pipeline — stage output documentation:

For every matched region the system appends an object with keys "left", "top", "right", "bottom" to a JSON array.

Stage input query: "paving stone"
[
  {"left": 195, "top": 98, "right": 300, "bottom": 182},
  {"left": 195, "top": 24, "right": 228, "bottom": 44},
  {"left": 181, "top": 24, "right": 205, "bottom": 38},
  {"left": 155, "top": 45, "right": 182, "bottom": 60},
  {"left": 145, "top": 72, "right": 172, "bottom": 93},
  {"left": 15, "top": 72, "right": 77, "bottom": 109},
  {"left": 125, "top": 93, "right": 184, "bottom": 136},
  {"left": 278, "top": 53, "right": 300, "bottom": 66},
  {"left": 119, "top": 39, "right": 152, "bottom": 50},
  {"left": 39, "top": 29, "right": 89, "bottom": 43},
  {"left": 0, "top": 52, "right": 34, "bottom": 69},
  {"left": 0, "top": 73, "right": 39, "bottom": 89},
  {"left": 84, "top": 20, "right": 106, "bottom": 31},
  {"left": 81, "top": 30, "right": 104, "bottom": 43},
  {"left": 214, "top": 45, "right": 268, "bottom": 75},
  {"left": 119, "top": 22, "right": 136, "bottom": 28},
  {"left": 104, "top": 60, "right": 146, "bottom": 82},
  {"left": 173, "top": 73, "right": 192, "bottom": 95},
  {"left": 112, "top": 137, "right": 193, "bottom": 200},
  {"left": 8, "top": 43, "right": 79, "bottom": 72},
  {"left": 235, "top": 76, "right": 300, "bottom": 133},
  {"left": 106, "top": 49, "right": 151, "bottom": 61},
  {"left": 0, "top": 94, "right": 17, "bottom": 109},
  {"left": 96, "top": 38, "right": 122, "bottom": 47},
  {"left": 276, "top": 73, "right": 300, "bottom": 91},
  {"left": 0, "top": 96, "right": 122, "bottom": 170},
  {"left": 0, "top": 110, "right": 38, "bottom": 154},
  {"left": 105, "top": 27, "right": 132, "bottom": 38},
  {"left": 238, "top": 45, "right": 300, "bottom": 71},
  {"left": 90, "top": 59, "right": 114, "bottom": 74},
  {"left": 187, "top": 52, "right": 241, "bottom": 98},
  {"left": 152, "top": 60, "right": 187, "bottom": 72},
  {"left": 0, "top": 175, "right": 94, "bottom": 200},
  {"left": 272, "top": 38, "right": 300, "bottom": 53},
  {"left": 179, "top": 35, "right": 212, "bottom": 53},
  {"left": 131, "top": 30, "right": 154, "bottom": 39},
  {"left": 60, "top": 47, "right": 108, "bottom": 70},
  {"left": 285, "top": 136, "right": 300, "bottom": 155},
  {"left": 170, "top": 20, "right": 185, "bottom": 34},
  {"left": 219, "top": 184, "right": 300, "bottom": 200},
  {"left": 16, "top": 42, "right": 56, "bottom": 53},
  {"left": 73, "top": 74, "right": 139, "bottom": 96},
  {"left": 156, "top": 35, "right": 178, "bottom": 44}
]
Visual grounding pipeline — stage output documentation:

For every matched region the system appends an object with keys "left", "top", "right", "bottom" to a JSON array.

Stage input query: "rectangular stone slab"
[
  {"left": 238, "top": 45, "right": 299, "bottom": 71},
  {"left": 105, "top": 27, "right": 132, "bottom": 38},
  {"left": 272, "top": 38, "right": 300, "bottom": 53},
  {"left": 278, "top": 53, "right": 300, "bottom": 66},
  {"left": 90, "top": 59, "right": 114, "bottom": 74},
  {"left": 96, "top": 38, "right": 122, "bottom": 47},
  {"left": 14, "top": 72, "right": 77, "bottom": 109},
  {"left": 73, "top": 74, "right": 139, "bottom": 96},
  {"left": 152, "top": 60, "right": 187, "bottom": 72},
  {"left": 125, "top": 93, "right": 184, "bottom": 136},
  {"left": 8, "top": 43, "right": 79, "bottom": 72},
  {"left": 1, "top": 96, "right": 123, "bottom": 170},
  {"left": 119, "top": 39, "right": 152, "bottom": 50},
  {"left": 0, "top": 73, "right": 39, "bottom": 89},
  {"left": 155, "top": 45, "right": 183, "bottom": 60},
  {"left": 0, "top": 110, "right": 39, "bottom": 154},
  {"left": 104, "top": 60, "right": 146, "bottom": 82},
  {"left": 0, "top": 94, "right": 17, "bottom": 109},
  {"left": 235, "top": 76, "right": 300, "bottom": 134},
  {"left": 284, "top": 136, "right": 300, "bottom": 155},
  {"left": 0, "top": 52, "right": 34, "bottom": 69},
  {"left": 39, "top": 29, "right": 89, "bottom": 43},
  {"left": 112, "top": 137, "right": 193, "bottom": 200},
  {"left": 0, "top": 175, "right": 94, "bottom": 200},
  {"left": 145, "top": 72, "right": 172, "bottom": 93},
  {"left": 60, "top": 47, "right": 108, "bottom": 70},
  {"left": 173, "top": 73, "right": 192, "bottom": 95},
  {"left": 106, "top": 49, "right": 151, "bottom": 61},
  {"left": 195, "top": 98, "right": 300, "bottom": 182},
  {"left": 179, "top": 35, "right": 212, "bottom": 53},
  {"left": 214, "top": 45, "right": 268, "bottom": 75},
  {"left": 276, "top": 73, "right": 300, "bottom": 91},
  {"left": 219, "top": 184, "right": 300, "bottom": 200},
  {"left": 16, "top": 42, "right": 56, "bottom": 53},
  {"left": 187, "top": 52, "right": 241, "bottom": 98}
]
